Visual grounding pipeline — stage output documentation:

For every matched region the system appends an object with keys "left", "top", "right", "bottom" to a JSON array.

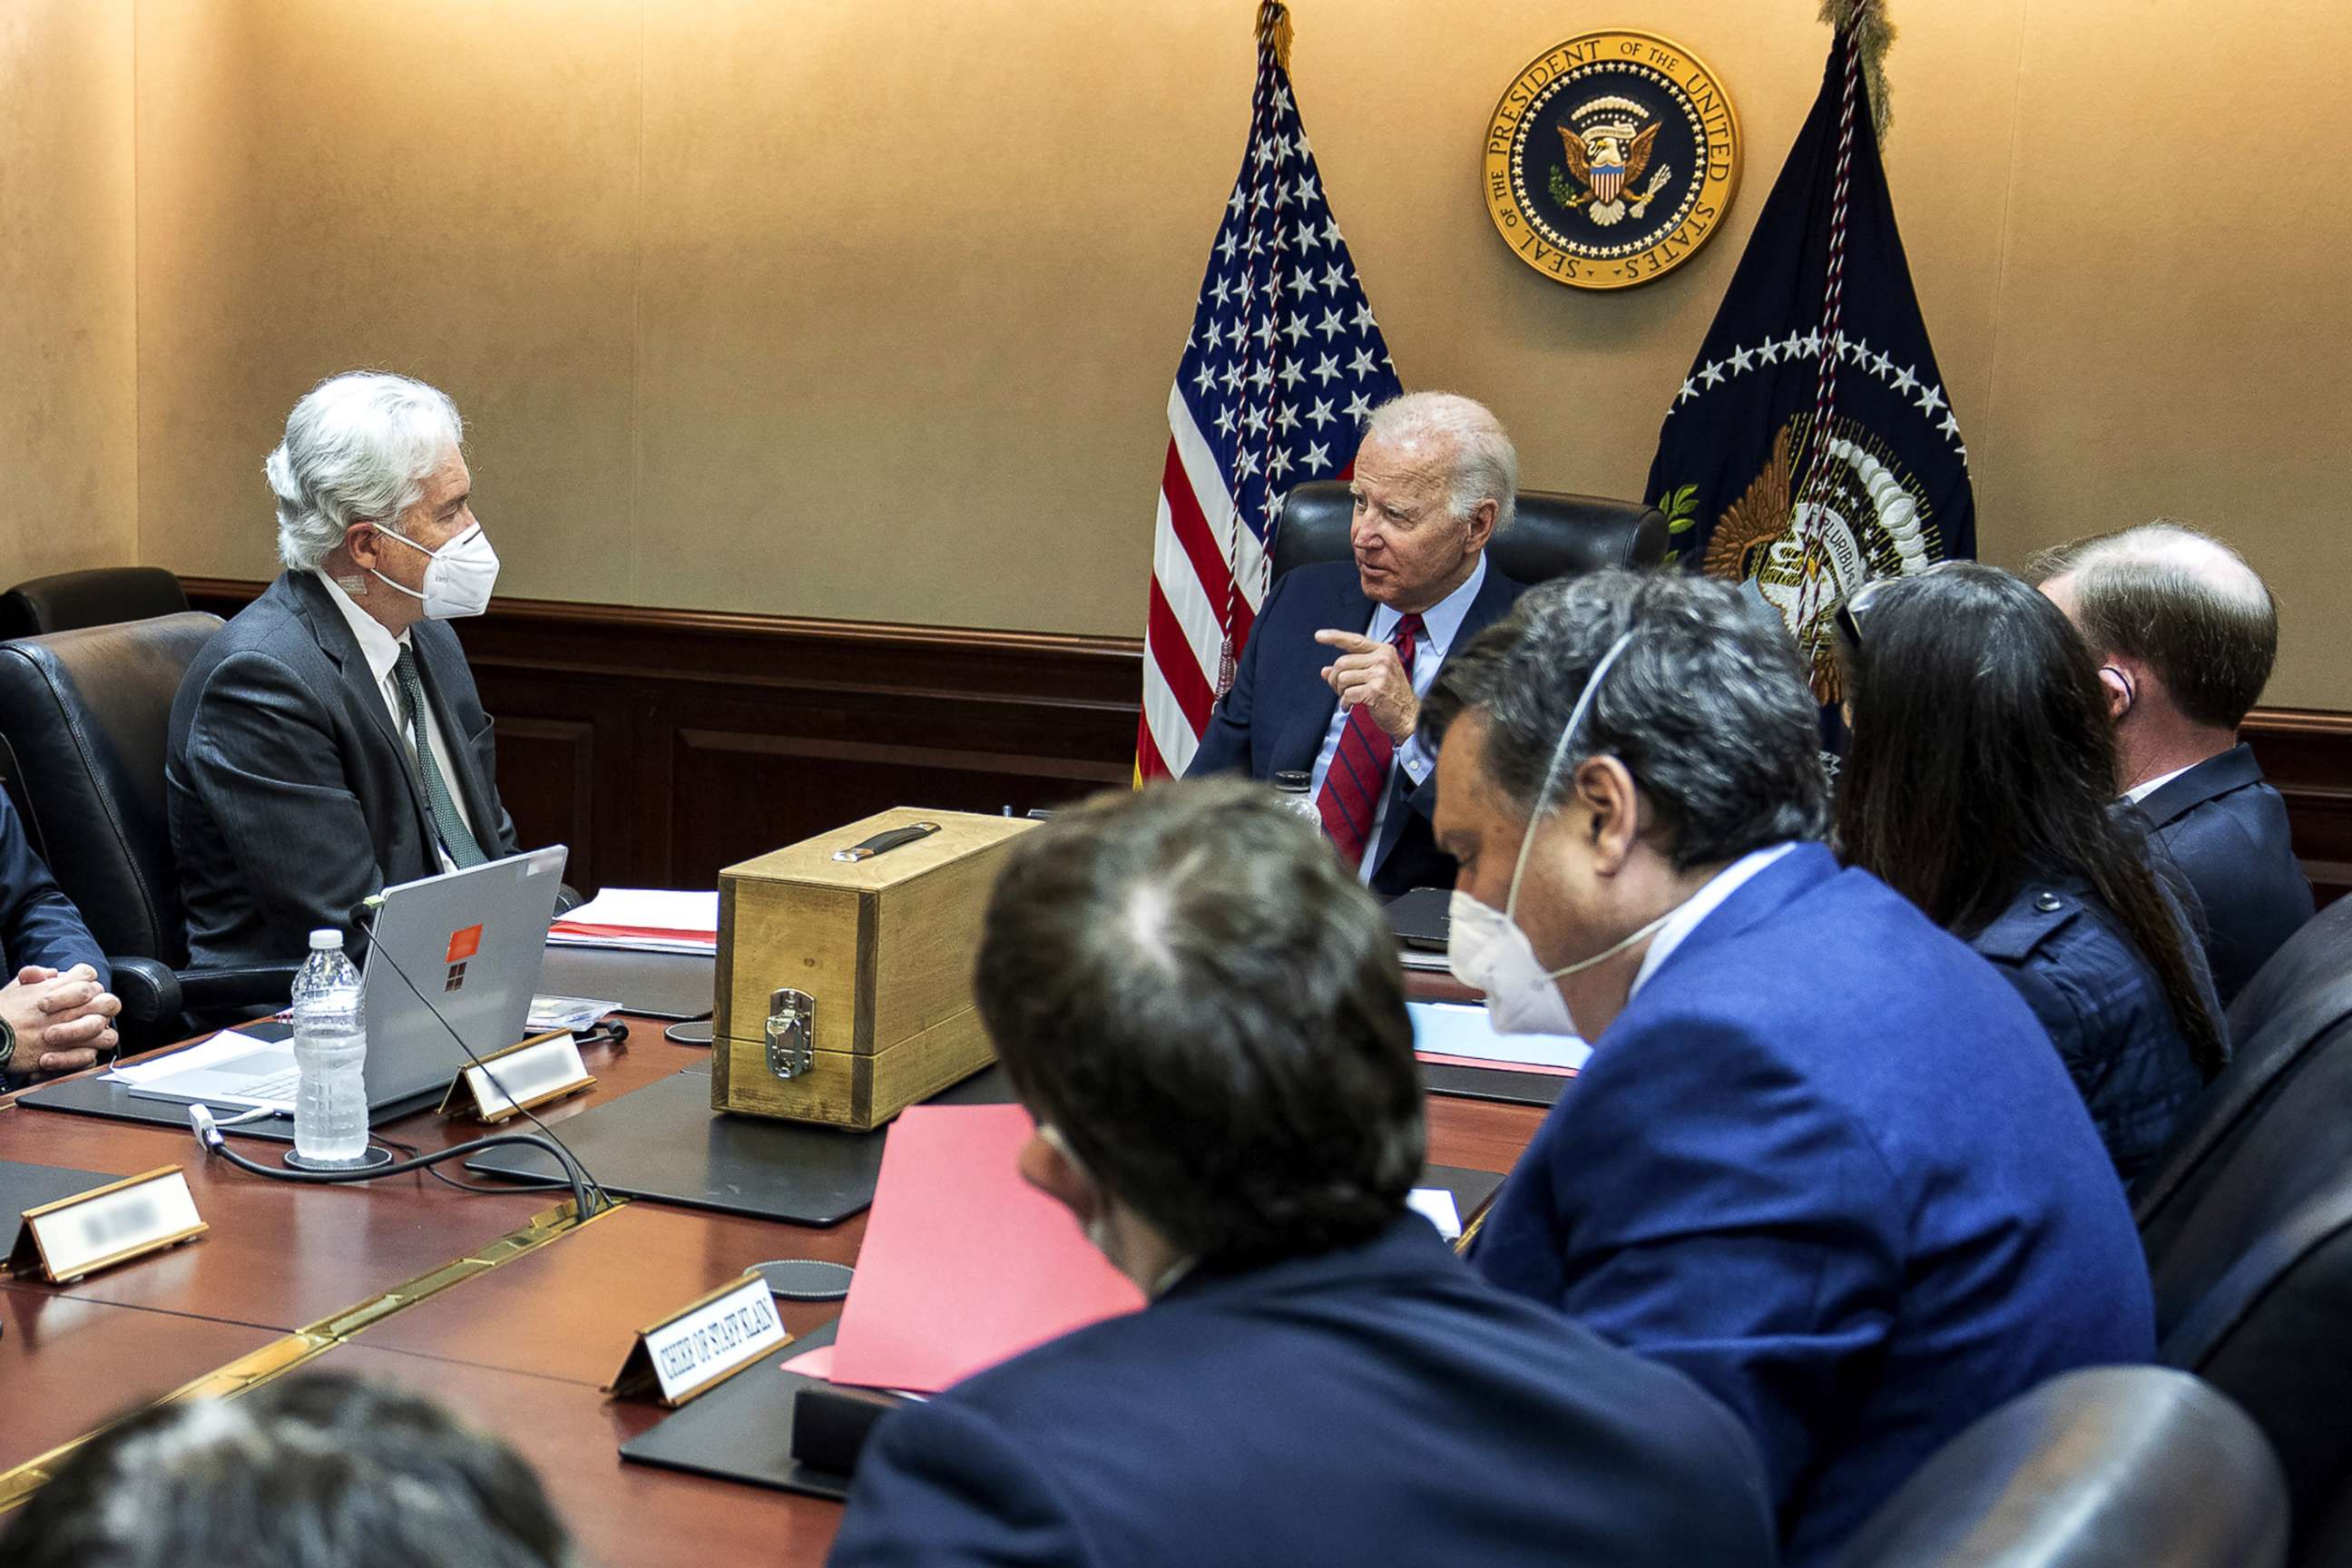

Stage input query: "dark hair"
[
  {"left": 1837, "top": 563, "right": 2223, "bottom": 1074},
  {"left": 0, "top": 1371, "right": 574, "bottom": 1568},
  {"left": 1421, "top": 569, "right": 1830, "bottom": 867},
  {"left": 2026, "top": 521, "right": 2278, "bottom": 729},
  {"left": 974, "top": 778, "right": 1424, "bottom": 1269}
]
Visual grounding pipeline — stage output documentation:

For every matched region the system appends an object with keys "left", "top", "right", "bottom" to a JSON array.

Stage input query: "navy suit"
[
  {"left": 1971, "top": 875, "right": 2219, "bottom": 1185},
  {"left": 0, "top": 790, "right": 106, "bottom": 986},
  {"left": 1473, "top": 844, "right": 2154, "bottom": 1566},
  {"left": 2130, "top": 744, "right": 2313, "bottom": 1005},
  {"left": 1185, "top": 560, "right": 1524, "bottom": 896},
  {"left": 828, "top": 1214, "right": 1777, "bottom": 1568}
]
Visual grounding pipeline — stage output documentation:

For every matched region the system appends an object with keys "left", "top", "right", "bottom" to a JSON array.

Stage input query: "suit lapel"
[
  {"left": 1271, "top": 569, "right": 1367, "bottom": 774},
  {"left": 286, "top": 573, "right": 438, "bottom": 851},
  {"left": 2136, "top": 745, "right": 2263, "bottom": 831},
  {"left": 1364, "top": 564, "right": 1520, "bottom": 876},
  {"left": 410, "top": 625, "right": 502, "bottom": 848}
]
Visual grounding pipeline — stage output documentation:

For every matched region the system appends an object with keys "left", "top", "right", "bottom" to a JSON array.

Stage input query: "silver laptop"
[{"left": 130, "top": 846, "right": 569, "bottom": 1117}]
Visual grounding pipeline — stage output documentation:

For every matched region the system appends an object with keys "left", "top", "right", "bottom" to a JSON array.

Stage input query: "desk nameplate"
[
  {"left": 608, "top": 1273, "right": 791, "bottom": 1408},
  {"left": 7, "top": 1164, "right": 207, "bottom": 1284},
  {"left": 438, "top": 1031, "right": 595, "bottom": 1123}
]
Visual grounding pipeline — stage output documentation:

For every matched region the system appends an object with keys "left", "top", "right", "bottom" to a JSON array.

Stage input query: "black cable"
[
  {"left": 371, "top": 1132, "right": 551, "bottom": 1197},
  {"left": 191, "top": 1111, "right": 596, "bottom": 1221},
  {"left": 353, "top": 905, "right": 615, "bottom": 1214}
]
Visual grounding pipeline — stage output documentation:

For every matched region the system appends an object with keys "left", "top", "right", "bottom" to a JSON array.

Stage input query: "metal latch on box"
[{"left": 765, "top": 988, "right": 815, "bottom": 1080}]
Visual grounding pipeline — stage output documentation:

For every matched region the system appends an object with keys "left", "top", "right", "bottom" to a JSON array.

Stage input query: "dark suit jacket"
[
  {"left": 2131, "top": 744, "right": 2314, "bottom": 1005},
  {"left": 1972, "top": 874, "right": 2219, "bottom": 1185},
  {"left": 828, "top": 1214, "right": 1777, "bottom": 1568},
  {"left": 1472, "top": 844, "right": 2155, "bottom": 1566},
  {"left": 0, "top": 789, "right": 106, "bottom": 986},
  {"left": 1184, "top": 560, "right": 1524, "bottom": 895},
  {"left": 166, "top": 572, "right": 517, "bottom": 967}
]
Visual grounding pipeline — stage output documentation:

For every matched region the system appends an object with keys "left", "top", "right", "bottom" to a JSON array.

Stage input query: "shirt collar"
[
  {"left": 1628, "top": 841, "right": 1800, "bottom": 1000},
  {"left": 312, "top": 569, "right": 409, "bottom": 690},
  {"left": 1367, "top": 552, "right": 1487, "bottom": 656},
  {"left": 2123, "top": 763, "right": 2196, "bottom": 805}
]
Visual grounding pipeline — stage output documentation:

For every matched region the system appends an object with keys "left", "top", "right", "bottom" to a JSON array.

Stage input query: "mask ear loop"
[{"left": 1504, "top": 631, "right": 1637, "bottom": 923}]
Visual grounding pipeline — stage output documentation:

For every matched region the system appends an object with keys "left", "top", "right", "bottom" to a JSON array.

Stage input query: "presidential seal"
[{"left": 1483, "top": 31, "right": 1740, "bottom": 290}]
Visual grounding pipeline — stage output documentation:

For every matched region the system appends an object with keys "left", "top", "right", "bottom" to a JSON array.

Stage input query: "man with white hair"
[
  {"left": 2032, "top": 522, "right": 2315, "bottom": 1003},
  {"left": 1187, "top": 392, "right": 1525, "bottom": 895},
  {"left": 166, "top": 370, "right": 519, "bottom": 966}
]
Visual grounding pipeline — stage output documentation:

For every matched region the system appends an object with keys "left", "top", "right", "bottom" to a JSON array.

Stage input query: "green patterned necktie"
[{"left": 393, "top": 646, "right": 488, "bottom": 868}]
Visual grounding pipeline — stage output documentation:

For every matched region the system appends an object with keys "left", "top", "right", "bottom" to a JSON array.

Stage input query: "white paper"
[
  {"left": 100, "top": 1031, "right": 270, "bottom": 1086},
  {"left": 527, "top": 995, "right": 622, "bottom": 1033},
  {"left": 1407, "top": 1188, "right": 1463, "bottom": 1240},
  {"left": 552, "top": 888, "right": 718, "bottom": 937},
  {"left": 1406, "top": 1001, "right": 1591, "bottom": 1072}
]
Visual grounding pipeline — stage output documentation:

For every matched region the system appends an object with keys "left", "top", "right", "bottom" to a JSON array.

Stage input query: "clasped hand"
[
  {"left": 1, "top": 964, "right": 123, "bottom": 1074},
  {"left": 1315, "top": 630, "right": 1418, "bottom": 743}
]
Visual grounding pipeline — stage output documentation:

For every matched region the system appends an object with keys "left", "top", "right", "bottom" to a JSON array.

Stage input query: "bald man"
[{"left": 2033, "top": 523, "right": 2314, "bottom": 1004}]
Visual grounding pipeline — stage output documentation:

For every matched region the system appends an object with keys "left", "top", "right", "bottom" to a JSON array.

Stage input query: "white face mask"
[
  {"left": 371, "top": 522, "right": 500, "bottom": 620},
  {"left": 1446, "top": 632, "right": 1681, "bottom": 1036}
]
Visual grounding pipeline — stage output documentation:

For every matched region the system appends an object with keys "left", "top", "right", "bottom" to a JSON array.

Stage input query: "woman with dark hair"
[{"left": 1836, "top": 562, "right": 2224, "bottom": 1184}]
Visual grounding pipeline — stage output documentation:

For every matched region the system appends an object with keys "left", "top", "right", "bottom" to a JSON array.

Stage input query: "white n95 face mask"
[
  {"left": 1445, "top": 631, "right": 1677, "bottom": 1036},
  {"left": 371, "top": 523, "right": 501, "bottom": 620}
]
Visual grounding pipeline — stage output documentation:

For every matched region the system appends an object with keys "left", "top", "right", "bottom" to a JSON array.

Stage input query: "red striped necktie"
[{"left": 1316, "top": 612, "right": 1424, "bottom": 868}]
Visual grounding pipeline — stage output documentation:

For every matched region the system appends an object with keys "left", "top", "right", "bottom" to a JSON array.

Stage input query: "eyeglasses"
[{"left": 1833, "top": 560, "right": 1968, "bottom": 652}]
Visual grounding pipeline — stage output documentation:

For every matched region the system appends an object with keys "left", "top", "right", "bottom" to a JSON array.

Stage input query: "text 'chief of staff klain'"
[{"left": 1186, "top": 392, "right": 1525, "bottom": 894}]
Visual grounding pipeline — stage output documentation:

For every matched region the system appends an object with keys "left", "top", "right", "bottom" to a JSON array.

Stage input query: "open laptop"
[{"left": 128, "top": 846, "right": 569, "bottom": 1119}]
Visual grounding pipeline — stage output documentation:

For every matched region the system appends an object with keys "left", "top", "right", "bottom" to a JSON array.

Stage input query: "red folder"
[{"left": 827, "top": 1104, "right": 1145, "bottom": 1394}]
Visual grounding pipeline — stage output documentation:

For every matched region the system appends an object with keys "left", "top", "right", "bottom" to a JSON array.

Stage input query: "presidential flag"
[
  {"left": 1643, "top": 4, "right": 1973, "bottom": 712},
  {"left": 1137, "top": 1, "right": 1403, "bottom": 782}
]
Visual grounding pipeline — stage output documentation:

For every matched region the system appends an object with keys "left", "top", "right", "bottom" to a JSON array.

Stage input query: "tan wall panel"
[
  {"left": 0, "top": 0, "right": 136, "bottom": 580},
  {"left": 135, "top": 0, "right": 641, "bottom": 601}
]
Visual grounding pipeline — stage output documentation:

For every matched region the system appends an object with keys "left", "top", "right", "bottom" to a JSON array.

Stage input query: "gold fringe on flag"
[
  {"left": 1255, "top": 1, "right": 1293, "bottom": 73},
  {"left": 1819, "top": 0, "right": 1895, "bottom": 141}
]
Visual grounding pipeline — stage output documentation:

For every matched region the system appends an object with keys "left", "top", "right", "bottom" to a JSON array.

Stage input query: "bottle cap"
[
  {"left": 1272, "top": 769, "right": 1312, "bottom": 794},
  {"left": 309, "top": 928, "right": 344, "bottom": 951}
]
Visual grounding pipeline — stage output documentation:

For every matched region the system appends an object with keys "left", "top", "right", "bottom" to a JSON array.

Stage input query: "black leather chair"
[
  {"left": 0, "top": 614, "right": 294, "bottom": 1044},
  {"left": 1831, "top": 1367, "right": 2287, "bottom": 1568},
  {"left": 2226, "top": 894, "right": 2352, "bottom": 1051},
  {"left": 2163, "top": 1163, "right": 2352, "bottom": 1564},
  {"left": 2136, "top": 972, "right": 2352, "bottom": 1280},
  {"left": 1269, "top": 481, "right": 1668, "bottom": 585},
  {"left": 0, "top": 567, "right": 191, "bottom": 641}
]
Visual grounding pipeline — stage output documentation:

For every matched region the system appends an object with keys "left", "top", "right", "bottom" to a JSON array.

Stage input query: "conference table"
[{"left": 0, "top": 955, "right": 1540, "bottom": 1563}]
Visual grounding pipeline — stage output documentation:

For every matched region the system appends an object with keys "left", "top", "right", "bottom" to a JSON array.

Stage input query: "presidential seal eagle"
[{"left": 1557, "top": 119, "right": 1669, "bottom": 227}]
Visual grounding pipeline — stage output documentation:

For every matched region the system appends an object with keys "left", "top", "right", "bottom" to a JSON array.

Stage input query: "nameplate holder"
[
  {"left": 7, "top": 1166, "right": 207, "bottom": 1284},
  {"left": 607, "top": 1273, "right": 791, "bottom": 1408},
  {"left": 438, "top": 1031, "right": 594, "bottom": 1123}
]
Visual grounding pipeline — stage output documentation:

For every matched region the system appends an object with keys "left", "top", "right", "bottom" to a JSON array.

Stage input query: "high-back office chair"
[
  {"left": 2161, "top": 1164, "right": 2352, "bottom": 1565},
  {"left": 2136, "top": 978, "right": 2352, "bottom": 1280},
  {"left": 0, "top": 614, "right": 295, "bottom": 1044},
  {"left": 0, "top": 567, "right": 191, "bottom": 642},
  {"left": 1268, "top": 482, "right": 1669, "bottom": 585},
  {"left": 1830, "top": 1367, "right": 2287, "bottom": 1568},
  {"left": 2226, "top": 895, "right": 2352, "bottom": 1050}
]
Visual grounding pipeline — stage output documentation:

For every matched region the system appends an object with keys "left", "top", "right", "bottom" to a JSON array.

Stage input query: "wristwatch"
[{"left": 0, "top": 1016, "right": 16, "bottom": 1072}]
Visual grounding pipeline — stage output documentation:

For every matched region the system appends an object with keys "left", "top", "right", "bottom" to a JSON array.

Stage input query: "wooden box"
[{"left": 711, "top": 808, "right": 1037, "bottom": 1131}]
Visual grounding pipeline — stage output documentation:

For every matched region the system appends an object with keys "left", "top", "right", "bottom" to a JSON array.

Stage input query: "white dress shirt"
[
  {"left": 313, "top": 572, "right": 480, "bottom": 869},
  {"left": 1307, "top": 554, "right": 1489, "bottom": 885},
  {"left": 2123, "top": 764, "right": 2195, "bottom": 805},
  {"left": 1626, "top": 841, "right": 1800, "bottom": 1001}
]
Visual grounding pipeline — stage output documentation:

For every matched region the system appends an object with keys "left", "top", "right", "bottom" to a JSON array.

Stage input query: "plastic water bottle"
[
  {"left": 1272, "top": 770, "right": 1324, "bottom": 827},
  {"left": 291, "top": 928, "right": 369, "bottom": 1165}
]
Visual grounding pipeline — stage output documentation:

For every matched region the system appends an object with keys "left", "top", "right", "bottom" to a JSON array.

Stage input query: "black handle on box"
[{"left": 831, "top": 822, "right": 942, "bottom": 863}]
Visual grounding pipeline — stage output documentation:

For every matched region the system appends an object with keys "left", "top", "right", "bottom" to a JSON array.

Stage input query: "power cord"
[
  {"left": 189, "top": 1102, "right": 599, "bottom": 1220},
  {"left": 353, "top": 902, "right": 615, "bottom": 1216}
]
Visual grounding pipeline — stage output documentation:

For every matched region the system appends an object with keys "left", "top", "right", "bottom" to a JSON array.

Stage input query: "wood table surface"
[{"left": 0, "top": 961, "right": 1543, "bottom": 1565}]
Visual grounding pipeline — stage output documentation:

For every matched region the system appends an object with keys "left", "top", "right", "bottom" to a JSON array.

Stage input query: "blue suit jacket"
[
  {"left": 1971, "top": 875, "right": 2218, "bottom": 1185},
  {"left": 1185, "top": 560, "right": 1524, "bottom": 896},
  {"left": 1472, "top": 844, "right": 2155, "bottom": 1566},
  {"left": 828, "top": 1215, "right": 1777, "bottom": 1568},
  {"left": 2131, "top": 744, "right": 2313, "bottom": 1005},
  {"left": 0, "top": 789, "right": 106, "bottom": 986}
]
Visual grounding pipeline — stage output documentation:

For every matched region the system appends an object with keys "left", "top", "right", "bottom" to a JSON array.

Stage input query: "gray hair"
[
  {"left": 1422, "top": 570, "right": 1830, "bottom": 868},
  {"left": 267, "top": 371, "right": 465, "bottom": 572},
  {"left": 1364, "top": 391, "right": 1520, "bottom": 534},
  {"left": 2027, "top": 520, "right": 2278, "bottom": 730}
]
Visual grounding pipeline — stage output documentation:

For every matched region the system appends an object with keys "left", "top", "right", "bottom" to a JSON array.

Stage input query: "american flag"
[{"left": 1137, "top": 2, "right": 1403, "bottom": 782}]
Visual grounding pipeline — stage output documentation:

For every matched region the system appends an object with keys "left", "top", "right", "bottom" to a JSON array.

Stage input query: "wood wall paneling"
[{"left": 179, "top": 579, "right": 2347, "bottom": 906}]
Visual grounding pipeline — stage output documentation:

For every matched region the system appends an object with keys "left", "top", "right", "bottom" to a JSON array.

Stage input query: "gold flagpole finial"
[
  {"left": 1818, "top": 0, "right": 1896, "bottom": 140},
  {"left": 1255, "top": 1, "right": 1293, "bottom": 74}
]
